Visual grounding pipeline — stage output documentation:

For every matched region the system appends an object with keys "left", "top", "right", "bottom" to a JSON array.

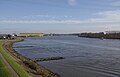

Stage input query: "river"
[{"left": 13, "top": 36, "right": 120, "bottom": 77}]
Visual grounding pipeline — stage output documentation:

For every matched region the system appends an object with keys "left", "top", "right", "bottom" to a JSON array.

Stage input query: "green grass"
[
  {"left": 0, "top": 39, "right": 32, "bottom": 77},
  {"left": 0, "top": 56, "right": 12, "bottom": 77}
]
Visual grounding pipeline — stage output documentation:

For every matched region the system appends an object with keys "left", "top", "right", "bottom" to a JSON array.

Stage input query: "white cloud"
[
  {"left": 68, "top": 0, "right": 77, "bottom": 6},
  {"left": 18, "top": 15, "right": 73, "bottom": 20},
  {"left": 97, "top": 10, "right": 120, "bottom": 16},
  {"left": 21, "top": 15, "right": 51, "bottom": 19},
  {"left": 0, "top": 10, "right": 120, "bottom": 25},
  {"left": 0, "top": 20, "right": 82, "bottom": 24},
  {"left": 87, "top": 10, "right": 120, "bottom": 23}
]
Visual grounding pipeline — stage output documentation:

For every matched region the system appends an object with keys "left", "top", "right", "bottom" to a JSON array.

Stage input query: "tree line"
[{"left": 79, "top": 32, "right": 120, "bottom": 39}]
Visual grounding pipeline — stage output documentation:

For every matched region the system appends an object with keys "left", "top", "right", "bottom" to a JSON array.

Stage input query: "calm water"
[{"left": 13, "top": 36, "right": 120, "bottom": 77}]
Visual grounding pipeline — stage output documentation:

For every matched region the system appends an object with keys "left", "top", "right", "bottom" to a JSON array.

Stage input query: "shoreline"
[
  {"left": 79, "top": 32, "right": 120, "bottom": 39},
  {"left": 3, "top": 38, "right": 60, "bottom": 77}
]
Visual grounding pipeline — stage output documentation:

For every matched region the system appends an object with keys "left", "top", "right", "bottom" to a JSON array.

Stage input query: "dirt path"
[{"left": 0, "top": 53, "right": 19, "bottom": 77}]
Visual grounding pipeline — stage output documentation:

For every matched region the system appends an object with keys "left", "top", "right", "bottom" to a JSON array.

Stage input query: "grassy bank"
[
  {"left": 0, "top": 39, "right": 32, "bottom": 77},
  {"left": 0, "top": 55, "right": 12, "bottom": 77}
]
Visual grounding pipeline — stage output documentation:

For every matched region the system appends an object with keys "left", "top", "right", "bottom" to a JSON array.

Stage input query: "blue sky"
[{"left": 0, "top": 0, "right": 120, "bottom": 33}]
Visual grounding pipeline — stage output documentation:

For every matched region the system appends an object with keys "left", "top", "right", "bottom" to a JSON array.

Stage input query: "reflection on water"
[{"left": 14, "top": 36, "right": 120, "bottom": 77}]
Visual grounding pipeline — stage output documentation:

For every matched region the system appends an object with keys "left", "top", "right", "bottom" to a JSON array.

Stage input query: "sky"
[{"left": 0, "top": 0, "right": 120, "bottom": 33}]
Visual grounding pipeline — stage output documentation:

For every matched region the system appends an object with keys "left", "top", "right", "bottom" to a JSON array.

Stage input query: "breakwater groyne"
[{"left": 32, "top": 57, "right": 64, "bottom": 62}]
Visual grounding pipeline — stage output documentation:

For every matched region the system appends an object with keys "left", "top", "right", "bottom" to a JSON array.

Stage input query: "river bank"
[
  {"left": 2, "top": 38, "right": 60, "bottom": 77},
  {"left": 79, "top": 32, "right": 120, "bottom": 39}
]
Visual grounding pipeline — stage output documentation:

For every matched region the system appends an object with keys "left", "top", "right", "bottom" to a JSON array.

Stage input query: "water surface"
[{"left": 14, "top": 36, "right": 120, "bottom": 77}]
